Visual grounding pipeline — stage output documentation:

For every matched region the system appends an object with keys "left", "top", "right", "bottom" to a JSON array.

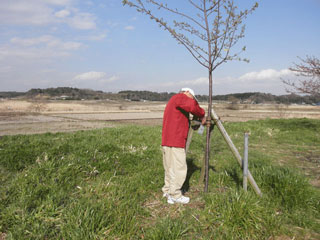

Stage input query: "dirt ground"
[{"left": 1, "top": 99, "right": 320, "bottom": 136}]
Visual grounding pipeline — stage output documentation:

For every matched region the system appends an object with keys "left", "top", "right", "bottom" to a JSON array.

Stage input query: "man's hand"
[{"left": 201, "top": 117, "right": 206, "bottom": 125}]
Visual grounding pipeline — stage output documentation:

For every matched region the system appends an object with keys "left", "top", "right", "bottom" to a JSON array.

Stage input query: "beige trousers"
[{"left": 162, "top": 146, "right": 187, "bottom": 199}]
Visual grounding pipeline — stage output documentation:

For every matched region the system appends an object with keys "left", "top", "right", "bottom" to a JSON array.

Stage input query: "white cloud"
[
  {"left": 239, "top": 69, "right": 292, "bottom": 82},
  {"left": 0, "top": 66, "right": 12, "bottom": 73},
  {"left": 182, "top": 77, "right": 208, "bottom": 86},
  {"left": 43, "top": 0, "right": 72, "bottom": 5},
  {"left": 10, "top": 35, "right": 82, "bottom": 51},
  {"left": 74, "top": 71, "right": 106, "bottom": 81},
  {"left": 0, "top": 35, "right": 82, "bottom": 61},
  {"left": 10, "top": 36, "right": 50, "bottom": 46},
  {"left": 86, "top": 33, "right": 107, "bottom": 41},
  {"left": 125, "top": 25, "right": 135, "bottom": 31},
  {"left": 106, "top": 75, "right": 120, "bottom": 83},
  {"left": 85, "top": 1, "right": 94, "bottom": 6},
  {"left": 151, "top": 77, "right": 208, "bottom": 89},
  {"left": 0, "top": 1, "right": 53, "bottom": 25},
  {"left": 55, "top": 9, "right": 70, "bottom": 18},
  {"left": 0, "top": 0, "right": 96, "bottom": 30},
  {"left": 106, "top": 21, "right": 119, "bottom": 28},
  {"left": 68, "top": 12, "right": 96, "bottom": 30},
  {"left": 142, "top": 68, "right": 293, "bottom": 95},
  {"left": 0, "top": 45, "right": 70, "bottom": 60},
  {"left": 73, "top": 72, "right": 118, "bottom": 83},
  {"left": 213, "top": 68, "right": 294, "bottom": 94}
]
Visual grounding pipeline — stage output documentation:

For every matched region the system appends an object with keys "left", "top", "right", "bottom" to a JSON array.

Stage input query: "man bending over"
[{"left": 162, "top": 88, "right": 205, "bottom": 204}]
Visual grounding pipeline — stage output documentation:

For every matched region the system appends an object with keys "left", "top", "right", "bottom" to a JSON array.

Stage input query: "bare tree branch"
[
  {"left": 122, "top": 0, "right": 257, "bottom": 72},
  {"left": 207, "top": 0, "right": 222, "bottom": 16},
  {"left": 188, "top": 0, "right": 202, "bottom": 11},
  {"left": 148, "top": 0, "right": 206, "bottom": 30},
  {"left": 282, "top": 56, "right": 320, "bottom": 95}
]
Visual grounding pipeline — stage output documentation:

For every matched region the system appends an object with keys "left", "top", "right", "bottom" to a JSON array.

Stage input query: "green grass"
[{"left": 0, "top": 118, "right": 319, "bottom": 239}]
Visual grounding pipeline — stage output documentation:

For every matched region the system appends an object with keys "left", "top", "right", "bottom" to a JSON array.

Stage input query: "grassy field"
[{"left": 0, "top": 118, "right": 319, "bottom": 239}]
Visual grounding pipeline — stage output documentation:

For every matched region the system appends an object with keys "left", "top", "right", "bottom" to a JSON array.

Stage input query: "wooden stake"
[
  {"left": 204, "top": 119, "right": 213, "bottom": 192},
  {"left": 185, "top": 125, "right": 194, "bottom": 154},
  {"left": 199, "top": 154, "right": 206, "bottom": 185}
]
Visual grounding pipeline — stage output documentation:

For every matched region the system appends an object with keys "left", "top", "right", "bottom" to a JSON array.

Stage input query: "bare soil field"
[{"left": 1, "top": 99, "right": 320, "bottom": 136}]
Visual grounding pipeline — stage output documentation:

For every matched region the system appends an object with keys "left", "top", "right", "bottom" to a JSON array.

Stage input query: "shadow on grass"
[
  {"left": 226, "top": 167, "right": 242, "bottom": 190},
  {"left": 182, "top": 157, "right": 216, "bottom": 193}
]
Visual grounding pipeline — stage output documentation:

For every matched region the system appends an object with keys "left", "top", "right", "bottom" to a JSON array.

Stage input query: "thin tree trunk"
[
  {"left": 203, "top": 0, "right": 213, "bottom": 192},
  {"left": 204, "top": 70, "right": 213, "bottom": 192}
]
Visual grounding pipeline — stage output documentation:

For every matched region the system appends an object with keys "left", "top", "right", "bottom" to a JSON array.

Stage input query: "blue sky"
[{"left": 0, "top": 0, "right": 319, "bottom": 95}]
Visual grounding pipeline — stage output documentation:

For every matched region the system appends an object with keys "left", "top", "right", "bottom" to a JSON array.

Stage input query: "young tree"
[
  {"left": 122, "top": 0, "right": 258, "bottom": 191},
  {"left": 282, "top": 56, "right": 320, "bottom": 96}
]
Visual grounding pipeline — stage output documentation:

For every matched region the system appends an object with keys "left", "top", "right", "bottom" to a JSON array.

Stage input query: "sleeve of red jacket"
[{"left": 177, "top": 95, "right": 205, "bottom": 118}]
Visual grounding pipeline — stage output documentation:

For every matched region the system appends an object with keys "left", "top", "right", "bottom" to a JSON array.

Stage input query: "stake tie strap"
[{"left": 206, "top": 116, "right": 212, "bottom": 127}]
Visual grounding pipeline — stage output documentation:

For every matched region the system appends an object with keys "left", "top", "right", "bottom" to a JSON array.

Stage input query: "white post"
[{"left": 243, "top": 133, "right": 249, "bottom": 192}]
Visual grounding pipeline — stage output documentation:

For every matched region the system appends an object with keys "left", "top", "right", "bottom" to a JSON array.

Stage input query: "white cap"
[{"left": 180, "top": 87, "right": 198, "bottom": 101}]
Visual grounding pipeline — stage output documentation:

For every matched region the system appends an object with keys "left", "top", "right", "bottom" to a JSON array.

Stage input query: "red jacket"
[{"left": 162, "top": 93, "right": 205, "bottom": 148}]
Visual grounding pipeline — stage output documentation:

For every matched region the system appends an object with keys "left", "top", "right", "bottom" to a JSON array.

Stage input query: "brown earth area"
[{"left": 1, "top": 99, "right": 320, "bottom": 136}]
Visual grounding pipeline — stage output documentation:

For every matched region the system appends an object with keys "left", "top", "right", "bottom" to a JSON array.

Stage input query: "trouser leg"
[
  {"left": 161, "top": 146, "right": 171, "bottom": 194},
  {"left": 169, "top": 147, "right": 187, "bottom": 199}
]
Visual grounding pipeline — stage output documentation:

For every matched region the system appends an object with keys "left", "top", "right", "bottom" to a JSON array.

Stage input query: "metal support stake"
[
  {"left": 211, "top": 109, "right": 262, "bottom": 196},
  {"left": 243, "top": 133, "right": 249, "bottom": 192}
]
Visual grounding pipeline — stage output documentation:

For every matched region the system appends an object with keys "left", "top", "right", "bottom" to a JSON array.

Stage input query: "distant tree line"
[
  {"left": 1, "top": 87, "right": 320, "bottom": 105},
  {"left": 25, "top": 87, "right": 107, "bottom": 100},
  {"left": 210, "top": 92, "right": 320, "bottom": 105},
  {"left": 118, "top": 90, "right": 176, "bottom": 101},
  {"left": 0, "top": 91, "right": 25, "bottom": 98}
]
